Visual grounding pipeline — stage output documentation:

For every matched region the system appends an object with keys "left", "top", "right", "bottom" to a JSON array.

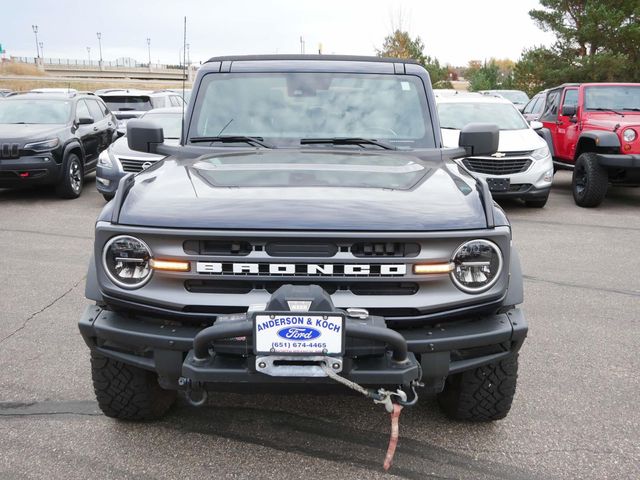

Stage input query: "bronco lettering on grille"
[{"left": 195, "top": 262, "right": 406, "bottom": 276}]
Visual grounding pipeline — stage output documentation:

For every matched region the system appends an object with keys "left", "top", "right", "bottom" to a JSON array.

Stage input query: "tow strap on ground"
[{"left": 319, "top": 362, "right": 411, "bottom": 471}]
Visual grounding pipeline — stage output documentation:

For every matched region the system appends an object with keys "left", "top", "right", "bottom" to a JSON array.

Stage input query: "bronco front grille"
[
  {"left": 185, "top": 280, "right": 419, "bottom": 296},
  {"left": 463, "top": 158, "right": 531, "bottom": 175}
]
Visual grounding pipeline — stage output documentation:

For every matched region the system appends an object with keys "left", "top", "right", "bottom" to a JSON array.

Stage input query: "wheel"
[
  {"left": 437, "top": 354, "right": 518, "bottom": 422},
  {"left": 572, "top": 152, "right": 608, "bottom": 207},
  {"left": 90, "top": 352, "right": 176, "bottom": 421},
  {"left": 102, "top": 193, "right": 115, "bottom": 202},
  {"left": 55, "top": 153, "right": 84, "bottom": 199},
  {"left": 524, "top": 196, "right": 548, "bottom": 208}
]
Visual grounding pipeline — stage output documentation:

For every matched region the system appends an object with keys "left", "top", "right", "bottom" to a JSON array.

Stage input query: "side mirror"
[
  {"left": 561, "top": 104, "right": 576, "bottom": 117},
  {"left": 127, "top": 119, "right": 164, "bottom": 153},
  {"left": 77, "top": 117, "right": 94, "bottom": 125},
  {"left": 530, "top": 121, "right": 543, "bottom": 130},
  {"left": 458, "top": 123, "right": 499, "bottom": 157}
]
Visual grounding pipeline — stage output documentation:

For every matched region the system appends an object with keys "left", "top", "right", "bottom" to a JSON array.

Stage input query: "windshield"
[
  {"left": 143, "top": 112, "right": 183, "bottom": 139},
  {"left": 101, "top": 96, "right": 153, "bottom": 112},
  {"left": 494, "top": 91, "right": 529, "bottom": 104},
  {"left": 584, "top": 86, "right": 640, "bottom": 111},
  {"left": 438, "top": 102, "right": 529, "bottom": 131},
  {"left": 189, "top": 72, "right": 434, "bottom": 148},
  {"left": 0, "top": 99, "right": 71, "bottom": 124}
]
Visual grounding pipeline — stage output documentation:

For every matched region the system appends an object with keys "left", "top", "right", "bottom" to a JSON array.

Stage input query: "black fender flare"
[
  {"left": 578, "top": 131, "right": 620, "bottom": 149},
  {"left": 536, "top": 127, "right": 555, "bottom": 157},
  {"left": 62, "top": 140, "right": 85, "bottom": 164},
  {"left": 85, "top": 253, "right": 104, "bottom": 303},
  {"left": 504, "top": 246, "right": 524, "bottom": 307}
]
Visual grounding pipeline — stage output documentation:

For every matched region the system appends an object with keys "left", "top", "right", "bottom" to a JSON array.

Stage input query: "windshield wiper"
[
  {"left": 300, "top": 137, "right": 397, "bottom": 150},
  {"left": 590, "top": 108, "right": 625, "bottom": 116},
  {"left": 623, "top": 108, "right": 640, "bottom": 112},
  {"left": 189, "top": 136, "right": 273, "bottom": 148}
]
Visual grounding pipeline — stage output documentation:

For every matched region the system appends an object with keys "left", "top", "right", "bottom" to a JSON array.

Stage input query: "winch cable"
[{"left": 319, "top": 362, "right": 412, "bottom": 471}]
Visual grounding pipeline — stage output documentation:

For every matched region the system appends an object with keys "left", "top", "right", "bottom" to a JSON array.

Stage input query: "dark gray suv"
[{"left": 79, "top": 55, "right": 527, "bottom": 425}]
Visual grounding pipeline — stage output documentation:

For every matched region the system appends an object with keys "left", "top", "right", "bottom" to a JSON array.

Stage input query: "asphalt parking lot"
[{"left": 0, "top": 171, "right": 638, "bottom": 480}]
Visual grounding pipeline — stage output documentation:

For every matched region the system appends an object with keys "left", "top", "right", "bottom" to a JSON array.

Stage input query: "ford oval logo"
[{"left": 277, "top": 327, "right": 321, "bottom": 340}]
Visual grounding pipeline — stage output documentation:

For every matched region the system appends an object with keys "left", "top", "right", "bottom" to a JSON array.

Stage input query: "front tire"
[
  {"left": 572, "top": 152, "right": 608, "bottom": 207},
  {"left": 91, "top": 352, "right": 176, "bottom": 421},
  {"left": 55, "top": 153, "right": 84, "bottom": 199},
  {"left": 102, "top": 193, "right": 115, "bottom": 202},
  {"left": 437, "top": 354, "right": 519, "bottom": 422}
]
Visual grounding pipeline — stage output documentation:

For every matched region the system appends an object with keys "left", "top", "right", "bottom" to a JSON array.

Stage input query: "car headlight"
[
  {"left": 23, "top": 138, "right": 60, "bottom": 152},
  {"left": 102, "top": 235, "right": 152, "bottom": 289},
  {"left": 451, "top": 239, "right": 503, "bottom": 293},
  {"left": 531, "top": 145, "right": 550, "bottom": 160},
  {"left": 98, "top": 149, "right": 114, "bottom": 168},
  {"left": 623, "top": 128, "right": 637, "bottom": 143}
]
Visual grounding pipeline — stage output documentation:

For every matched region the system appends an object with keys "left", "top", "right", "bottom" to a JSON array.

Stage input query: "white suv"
[
  {"left": 96, "top": 89, "right": 184, "bottom": 133},
  {"left": 437, "top": 95, "right": 554, "bottom": 208}
]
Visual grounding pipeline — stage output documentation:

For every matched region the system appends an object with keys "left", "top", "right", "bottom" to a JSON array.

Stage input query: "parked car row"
[{"left": 0, "top": 82, "right": 637, "bottom": 208}]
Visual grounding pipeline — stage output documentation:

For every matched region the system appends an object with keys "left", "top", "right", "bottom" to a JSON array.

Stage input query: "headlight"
[
  {"left": 102, "top": 235, "right": 152, "bottom": 289},
  {"left": 24, "top": 138, "right": 60, "bottom": 152},
  {"left": 98, "top": 149, "right": 114, "bottom": 168},
  {"left": 531, "top": 145, "right": 550, "bottom": 160},
  {"left": 451, "top": 239, "right": 503, "bottom": 293},
  {"left": 623, "top": 128, "right": 637, "bottom": 143}
]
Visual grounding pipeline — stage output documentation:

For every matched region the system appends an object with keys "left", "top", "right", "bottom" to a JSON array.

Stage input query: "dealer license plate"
[{"left": 254, "top": 314, "right": 344, "bottom": 355}]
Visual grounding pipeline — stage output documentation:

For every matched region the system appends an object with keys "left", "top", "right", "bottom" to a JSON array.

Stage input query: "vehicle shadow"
[{"left": 125, "top": 392, "right": 542, "bottom": 480}]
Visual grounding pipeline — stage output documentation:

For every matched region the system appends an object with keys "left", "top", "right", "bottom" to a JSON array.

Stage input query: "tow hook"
[{"left": 178, "top": 377, "right": 208, "bottom": 407}]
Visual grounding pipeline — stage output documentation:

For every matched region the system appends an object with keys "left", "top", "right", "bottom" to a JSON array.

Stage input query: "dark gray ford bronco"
[{"left": 79, "top": 55, "right": 527, "bottom": 423}]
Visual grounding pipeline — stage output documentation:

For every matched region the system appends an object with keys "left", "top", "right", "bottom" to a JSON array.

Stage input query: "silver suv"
[{"left": 95, "top": 89, "right": 184, "bottom": 133}]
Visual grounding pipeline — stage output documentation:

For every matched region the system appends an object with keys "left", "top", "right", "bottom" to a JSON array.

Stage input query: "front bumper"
[
  {"left": 78, "top": 304, "right": 527, "bottom": 391},
  {"left": 0, "top": 154, "right": 62, "bottom": 187},
  {"left": 596, "top": 153, "right": 640, "bottom": 170}
]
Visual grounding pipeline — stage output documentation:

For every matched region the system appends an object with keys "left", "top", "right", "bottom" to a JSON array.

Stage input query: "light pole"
[
  {"left": 146, "top": 38, "right": 151, "bottom": 67},
  {"left": 32, "top": 25, "right": 40, "bottom": 59},
  {"left": 96, "top": 32, "right": 103, "bottom": 67},
  {"left": 39, "top": 41, "right": 44, "bottom": 60},
  {"left": 87, "top": 46, "right": 91, "bottom": 64}
]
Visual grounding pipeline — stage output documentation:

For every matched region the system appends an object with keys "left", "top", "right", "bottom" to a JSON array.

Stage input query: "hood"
[
  {"left": 583, "top": 112, "right": 640, "bottom": 131},
  {"left": 441, "top": 128, "right": 546, "bottom": 152},
  {"left": 118, "top": 150, "right": 487, "bottom": 231},
  {"left": 0, "top": 123, "right": 64, "bottom": 142},
  {"left": 110, "top": 136, "right": 180, "bottom": 159}
]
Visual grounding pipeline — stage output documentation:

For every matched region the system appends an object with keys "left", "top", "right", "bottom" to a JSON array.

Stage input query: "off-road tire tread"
[
  {"left": 437, "top": 354, "right": 518, "bottom": 422},
  {"left": 572, "top": 152, "right": 608, "bottom": 208},
  {"left": 91, "top": 353, "right": 176, "bottom": 421}
]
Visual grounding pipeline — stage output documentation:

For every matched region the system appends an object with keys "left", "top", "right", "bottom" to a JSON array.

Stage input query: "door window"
[
  {"left": 86, "top": 99, "right": 105, "bottom": 120},
  {"left": 562, "top": 89, "right": 579, "bottom": 110},
  {"left": 540, "top": 89, "right": 561, "bottom": 121},
  {"left": 76, "top": 100, "right": 91, "bottom": 120},
  {"left": 532, "top": 96, "right": 545, "bottom": 114}
]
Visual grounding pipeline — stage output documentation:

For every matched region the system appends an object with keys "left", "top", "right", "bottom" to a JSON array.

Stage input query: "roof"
[
  {"left": 2, "top": 93, "right": 80, "bottom": 101},
  {"left": 435, "top": 95, "right": 512, "bottom": 105},
  {"left": 204, "top": 54, "right": 419, "bottom": 65}
]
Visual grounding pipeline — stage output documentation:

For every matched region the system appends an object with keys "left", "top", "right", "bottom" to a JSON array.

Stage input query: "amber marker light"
[
  {"left": 150, "top": 259, "right": 191, "bottom": 272},
  {"left": 413, "top": 262, "right": 455, "bottom": 274}
]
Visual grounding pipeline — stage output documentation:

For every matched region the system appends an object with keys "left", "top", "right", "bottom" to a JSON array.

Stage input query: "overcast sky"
[{"left": 3, "top": 0, "right": 555, "bottom": 66}]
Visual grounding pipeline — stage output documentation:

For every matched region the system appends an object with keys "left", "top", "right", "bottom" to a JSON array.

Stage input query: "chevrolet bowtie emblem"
[{"left": 491, "top": 152, "right": 506, "bottom": 158}]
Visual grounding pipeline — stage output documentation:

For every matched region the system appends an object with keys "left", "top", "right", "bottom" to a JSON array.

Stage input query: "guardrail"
[{"left": 10, "top": 56, "right": 187, "bottom": 70}]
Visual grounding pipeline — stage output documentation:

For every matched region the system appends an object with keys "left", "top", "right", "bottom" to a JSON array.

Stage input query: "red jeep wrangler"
[{"left": 538, "top": 83, "right": 640, "bottom": 207}]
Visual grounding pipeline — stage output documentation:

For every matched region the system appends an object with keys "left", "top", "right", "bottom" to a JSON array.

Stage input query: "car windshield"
[
  {"left": 494, "top": 91, "right": 529, "bottom": 104},
  {"left": 189, "top": 72, "right": 434, "bottom": 148},
  {"left": 0, "top": 99, "right": 71, "bottom": 124},
  {"left": 438, "top": 102, "right": 529, "bottom": 131},
  {"left": 143, "top": 112, "right": 183, "bottom": 139},
  {"left": 101, "top": 96, "right": 153, "bottom": 112},
  {"left": 584, "top": 86, "right": 640, "bottom": 111}
]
